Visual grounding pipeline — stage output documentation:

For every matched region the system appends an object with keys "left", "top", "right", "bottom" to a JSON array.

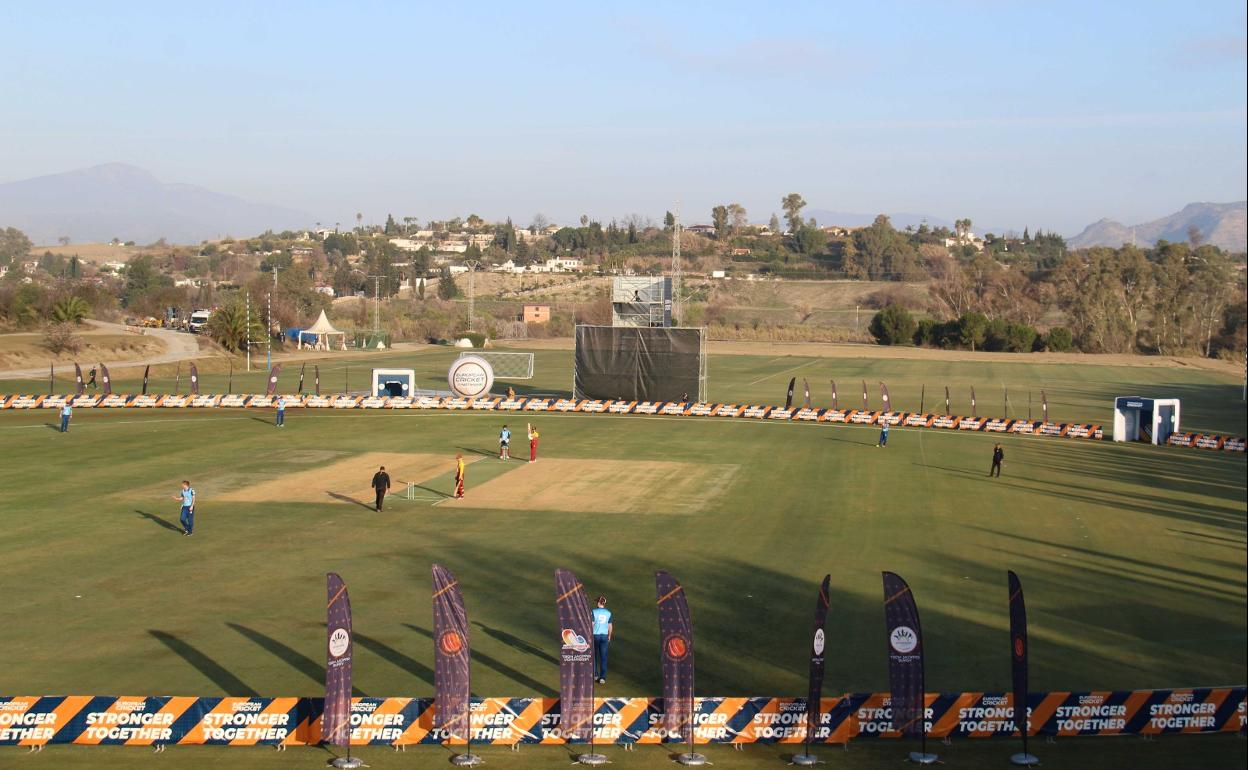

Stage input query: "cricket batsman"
[
  {"left": 527, "top": 422, "right": 539, "bottom": 463},
  {"left": 499, "top": 424, "right": 511, "bottom": 460}
]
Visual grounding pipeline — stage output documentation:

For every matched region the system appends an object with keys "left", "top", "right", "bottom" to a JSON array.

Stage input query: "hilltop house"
[{"left": 522, "top": 305, "right": 551, "bottom": 324}]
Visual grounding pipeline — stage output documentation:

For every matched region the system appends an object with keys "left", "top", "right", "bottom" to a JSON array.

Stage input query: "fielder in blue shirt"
[
  {"left": 171, "top": 480, "right": 196, "bottom": 536},
  {"left": 592, "top": 595, "right": 613, "bottom": 684},
  {"left": 877, "top": 421, "right": 890, "bottom": 447},
  {"left": 60, "top": 402, "right": 72, "bottom": 433},
  {"left": 275, "top": 396, "right": 286, "bottom": 427}
]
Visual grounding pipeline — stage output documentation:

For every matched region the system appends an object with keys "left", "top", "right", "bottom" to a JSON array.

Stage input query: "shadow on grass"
[
  {"left": 148, "top": 630, "right": 256, "bottom": 696},
  {"left": 352, "top": 631, "right": 435, "bottom": 686},
  {"left": 473, "top": 622, "right": 558, "bottom": 665},
  {"left": 403, "top": 483, "right": 449, "bottom": 499},
  {"left": 227, "top": 623, "right": 326, "bottom": 687},
  {"left": 135, "top": 509, "right": 183, "bottom": 534},
  {"left": 326, "top": 492, "right": 375, "bottom": 510},
  {"left": 404, "top": 623, "right": 556, "bottom": 696}
]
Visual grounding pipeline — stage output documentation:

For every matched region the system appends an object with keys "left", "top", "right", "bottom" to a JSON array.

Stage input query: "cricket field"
[{"left": 1, "top": 343, "right": 1245, "bottom": 768}]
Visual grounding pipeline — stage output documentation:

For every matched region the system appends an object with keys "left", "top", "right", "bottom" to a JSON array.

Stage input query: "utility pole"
[
  {"left": 245, "top": 292, "right": 252, "bottom": 372},
  {"left": 671, "top": 201, "right": 682, "bottom": 326},
  {"left": 463, "top": 259, "right": 481, "bottom": 330},
  {"left": 267, "top": 267, "right": 279, "bottom": 371}
]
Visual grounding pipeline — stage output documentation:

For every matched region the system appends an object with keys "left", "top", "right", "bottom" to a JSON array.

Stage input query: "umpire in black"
[
  {"left": 990, "top": 444, "right": 1005, "bottom": 477},
  {"left": 371, "top": 465, "right": 392, "bottom": 511}
]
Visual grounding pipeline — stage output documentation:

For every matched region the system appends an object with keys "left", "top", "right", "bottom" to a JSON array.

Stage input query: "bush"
[
  {"left": 957, "top": 312, "right": 989, "bottom": 351},
  {"left": 869, "top": 304, "right": 917, "bottom": 345},
  {"left": 913, "top": 318, "right": 939, "bottom": 346},
  {"left": 1045, "top": 326, "right": 1074, "bottom": 352},
  {"left": 41, "top": 322, "right": 82, "bottom": 355},
  {"left": 436, "top": 274, "right": 459, "bottom": 300},
  {"left": 985, "top": 319, "right": 1039, "bottom": 352},
  {"left": 984, "top": 318, "right": 1010, "bottom": 352},
  {"left": 456, "top": 331, "right": 487, "bottom": 348}
]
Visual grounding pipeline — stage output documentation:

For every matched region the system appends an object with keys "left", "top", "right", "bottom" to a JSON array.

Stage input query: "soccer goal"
[{"left": 455, "top": 351, "right": 535, "bottom": 380}]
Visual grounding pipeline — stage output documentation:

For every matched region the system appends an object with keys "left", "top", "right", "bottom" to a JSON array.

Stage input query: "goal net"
[{"left": 455, "top": 351, "right": 535, "bottom": 380}]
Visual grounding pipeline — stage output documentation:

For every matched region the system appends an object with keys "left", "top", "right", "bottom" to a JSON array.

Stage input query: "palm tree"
[
  {"left": 206, "top": 299, "right": 262, "bottom": 353},
  {"left": 51, "top": 296, "right": 90, "bottom": 324},
  {"left": 356, "top": 212, "right": 363, "bottom": 232}
]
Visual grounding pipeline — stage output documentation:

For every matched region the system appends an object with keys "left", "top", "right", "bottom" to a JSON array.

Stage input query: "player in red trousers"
[{"left": 527, "top": 423, "right": 540, "bottom": 463}]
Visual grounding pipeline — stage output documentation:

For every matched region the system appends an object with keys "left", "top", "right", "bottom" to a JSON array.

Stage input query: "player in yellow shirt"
[
  {"left": 454, "top": 453, "right": 466, "bottom": 498},
  {"left": 527, "top": 423, "right": 540, "bottom": 463}
]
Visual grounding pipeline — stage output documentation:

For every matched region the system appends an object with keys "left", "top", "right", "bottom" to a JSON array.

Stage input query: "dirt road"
[{"left": 0, "top": 321, "right": 207, "bottom": 380}]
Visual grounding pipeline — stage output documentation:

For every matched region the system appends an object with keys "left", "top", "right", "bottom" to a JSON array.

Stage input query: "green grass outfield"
[{"left": 1, "top": 348, "right": 1245, "bottom": 768}]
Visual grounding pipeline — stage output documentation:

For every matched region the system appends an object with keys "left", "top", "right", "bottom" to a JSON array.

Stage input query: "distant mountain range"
[
  {"left": 0, "top": 163, "right": 310, "bottom": 245},
  {"left": 4, "top": 164, "right": 1243, "bottom": 254},
  {"left": 1068, "top": 201, "right": 1246, "bottom": 252}
]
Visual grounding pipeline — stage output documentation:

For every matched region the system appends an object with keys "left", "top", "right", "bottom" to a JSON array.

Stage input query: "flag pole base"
[
  {"left": 675, "top": 752, "right": 709, "bottom": 766},
  {"left": 328, "top": 758, "right": 364, "bottom": 769},
  {"left": 451, "top": 753, "right": 484, "bottom": 766},
  {"left": 1010, "top": 752, "right": 1041, "bottom": 766},
  {"left": 907, "top": 751, "right": 939, "bottom": 764},
  {"left": 791, "top": 753, "right": 820, "bottom": 765},
  {"left": 575, "top": 752, "right": 610, "bottom": 765}
]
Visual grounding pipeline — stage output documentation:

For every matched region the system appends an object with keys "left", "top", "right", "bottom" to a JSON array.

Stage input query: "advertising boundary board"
[
  {"left": 1, "top": 688, "right": 1242, "bottom": 748},
  {"left": 1, "top": 394, "right": 1243, "bottom": 453}
]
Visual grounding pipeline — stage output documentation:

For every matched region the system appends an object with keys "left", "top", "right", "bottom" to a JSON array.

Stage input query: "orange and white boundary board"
[
  {"left": 4, "top": 392, "right": 1243, "bottom": 452},
  {"left": 1, "top": 688, "right": 1243, "bottom": 748},
  {"left": 0, "top": 393, "right": 1148, "bottom": 446}
]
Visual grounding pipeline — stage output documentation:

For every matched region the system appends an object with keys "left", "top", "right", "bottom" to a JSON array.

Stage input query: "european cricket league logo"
[{"left": 447, "top": 356, "right": 494, "bottom": 399}]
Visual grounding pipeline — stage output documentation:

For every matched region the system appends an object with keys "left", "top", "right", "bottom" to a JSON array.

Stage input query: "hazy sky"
[{"left": 3, "top": 1, "right": 1245, "bottom": 234}]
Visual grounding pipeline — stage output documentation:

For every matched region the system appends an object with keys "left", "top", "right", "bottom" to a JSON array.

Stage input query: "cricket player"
[
  {"left": 990, "top": 443, "right": 1005, "bottom": 477},
  {"left": 592, "top": 595, "right": 613, "bottom": 684},
  {"left": 499, "top": 424, "right": 511, "bottom": 460},
  {"left": 275, "top": 395, "right": 286, "bottom": 427},
  {"left": 454, "top": 454, "right": 466, "bottom": 498},
  {"left": 877, "top": 420, "right": 890, "bottom": 447},
  {"left": 371, "top": 466, "right": 391, "bottom": 511},
  {"left": 171, "top": 480, "right": 196, "bottom": 536},
  {"left": 59, "top": 401, "right": 72, "bottom": 433},
  {"left": 527, "top": 423, "right": 539, "bottom": 463}
]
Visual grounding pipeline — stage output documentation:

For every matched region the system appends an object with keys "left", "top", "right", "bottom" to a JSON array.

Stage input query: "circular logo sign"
[
  {"left": 448, "top": 356, "right": 494, "bottom": 399},
  {"left": 813, "top": 628, "right": 826, "bottom": 656},
  {"left": 561, "top": 629, "right": 590, "bottom": 653},
  {"left": 664, "top": 634, "right": 689, "bottom": 661},
  {"left": 889, "top": 626, "right": 918, "bottom": 654},
  {"left": 329, "top": 628, "right": 350, "bottom": 658},
  {"left": 439, "top": 630, "right": 464, "bottom": 655}
]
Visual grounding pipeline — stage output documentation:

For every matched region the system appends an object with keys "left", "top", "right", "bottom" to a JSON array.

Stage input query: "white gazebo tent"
[{"left": 299, "top": 310, "right": 348, "bottom": 351}]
